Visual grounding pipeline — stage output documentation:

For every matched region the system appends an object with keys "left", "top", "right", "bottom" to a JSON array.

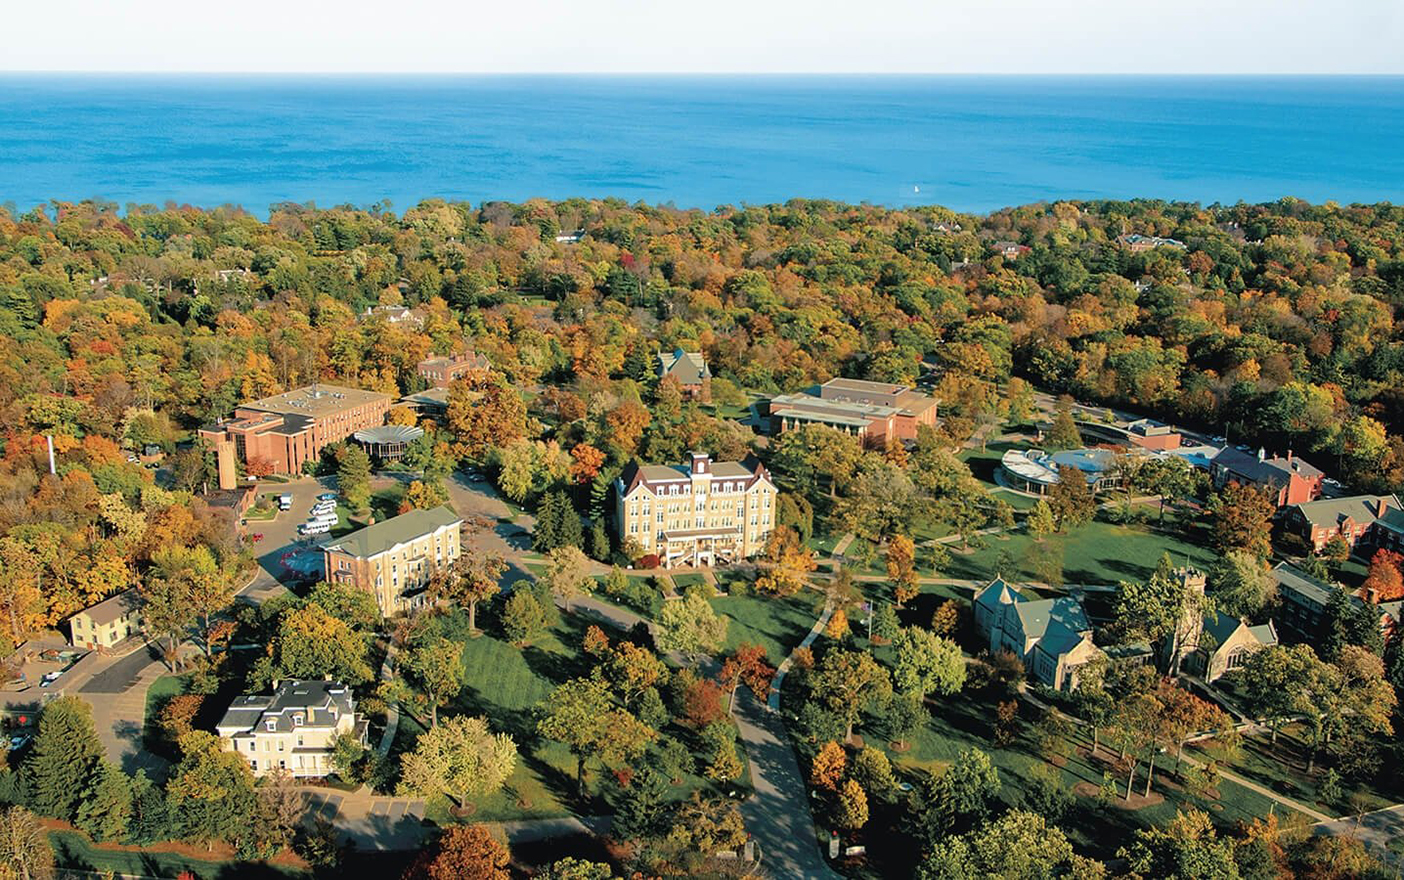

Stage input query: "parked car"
[
  {"left": 317, "top": 493, "right": 338, "bottom": 502},
  {"left": 8, "top": 733, "right": 32, "bottom": 751},
  {"left": 278, "top": 493, "right": 294, "bottom": 510},
  {"left": 308, "top": 513, "right": 338, "bottom": 526},
  {"left": 299, "top": 521, "right": 332, "bottom": 537}
]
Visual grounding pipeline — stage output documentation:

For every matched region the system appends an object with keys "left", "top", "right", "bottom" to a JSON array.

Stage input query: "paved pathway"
[
  {"left": 734, "top": 598, "right": 839, "bottom": 879},
  {"left": 302, "top": 787, "right": 427, "bottom": 851},
  {"left": 77, "top": 645, "right": 172, "bottom": 777},
  {"left": 830, "top": 533, "right": 856, "bottom": 558},
  {"left": 1315, "top": 804, "right": 1404, "bottom": 865}
]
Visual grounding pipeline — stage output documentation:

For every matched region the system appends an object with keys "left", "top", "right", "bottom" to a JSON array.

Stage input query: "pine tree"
[
  {"left": 22, "top": 696, "right": 103, "bottom": 822},
  {"left": 532, "top": 492, "right": 562, "bottom": 552},
  {"left": 76, "top": 761, "right": 132, "bottom": 842},
  {"left": 338, "top": 444, "right": 373, "bottom": 512},
  {"left": 127, "top": 770, "right": 171, "bottom": 845},
  {"left": 557, "top": 497, "right": 584, "bottom": 549},
  {"left": 588, "top": 518, "right": 611, "bottom": 561}
]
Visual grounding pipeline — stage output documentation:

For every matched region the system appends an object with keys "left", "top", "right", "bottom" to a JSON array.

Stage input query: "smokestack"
[{"left": 46, "top": 435, "right": 56, "bottom": 475}]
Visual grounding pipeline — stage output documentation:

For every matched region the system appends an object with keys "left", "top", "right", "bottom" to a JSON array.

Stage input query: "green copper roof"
[{"left": 321, "top": 505, "right": 462, "bottom": 559}]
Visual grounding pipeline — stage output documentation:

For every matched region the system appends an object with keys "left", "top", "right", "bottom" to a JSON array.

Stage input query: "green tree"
[
  {"left": 1026, "top": 499, "right": 1056, "bottom": 542},
  {"left": 609, "top": 766, "right": 671, "bottom": 841},
  {"left": 338, "top": 444, "right": 373, "bottom": 513},
  {"left": 166, "top": 731, "right": 259, "bottom": 849},
  {"left": 1114, "top": 554, "right": 1202, "bottom": 670},
  {"left": 919, "top": 747, "right": 1002, "bottom": 843},
  {"left": 431, "top": 548, "right": 507, "bottom": 632},
  {"left": 397, "top": 715, "right": 518, "bottom": 809},
  {"left": 262, "top": 604, "right": 372, "bottom": 686},
  {"left": 22, "top": 696, "right": 104, "bottom": 823},
  {"left": 1046, "top": 396, "right": 1081, "bottom": 450},
  {"left": 75, "top": 762, "right": 132, "bottom": 843},
  {"left": 1134, "top": 455, "right": 1198, "bottom": 523},
  {"left": 407, "top": 638, "right": 465, "bottom": 728},
  {"left": 655, "top": 592, "right": 728, "bottom": 660},
  {"left": 1208, "top": 483, "right": 1274, "bottom": 559},
  {"left": 1118, "top": 808, "right": 1239, "bottom": 880},
  {"left": 537, "top": 678, "right": 655, "bottom": 795},
  {"left": 918, "top": 809, "right": 1098, "bottom": 880},
  {"left": 1047, "top": 466, "right": 1096, "bottom": 530},
  {"left": 810, "top": 649, "right": 893, "bottom": 742},
  {"left": 501, "top": 589, "right": 548, "bottom": 645},
  {"left": 890, "top": 627, "right": 966, "bottom": 699},
  {"left": 543, "top": 545, "right": 594, "bottom": 613},
  {"left": 1209, "top": 551, "right": 1275, "bottom": 618}
]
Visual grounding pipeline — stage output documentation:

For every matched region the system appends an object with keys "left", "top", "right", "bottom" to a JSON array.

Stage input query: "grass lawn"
[
  {"left": 49, "top": 830, "right": 308, "bottom": 879},
  {"left": 141, "top": 673, "right": 190, "bottom": 756},
  {"left": 712, "top": 592, "right": 823, "bottom": 666},
  {"left": 671, "top": 573, "right": 707, "bottom": 591},
  {"left": 941, "top": 515, "right": 1216, "bottom": 585},
  {"left": 815, "top": 686, "right": 1307, "bottom": 876},
  {"left": 243, "top": 504, "right": 279, "bottom": 522},
  {"left": 1192, "top": 723, "right": 1403, "bottom": 817}
]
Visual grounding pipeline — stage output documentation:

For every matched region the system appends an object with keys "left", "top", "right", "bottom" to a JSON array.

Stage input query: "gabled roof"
[
  {"left": 75, "top": 588, "right": 141, "bottom": 626},
  {"left": 658, "top": 349, "right": 710, "bottom": 385},
  {"left": 1291, "top": 494, "right": 1402, "bottom": 530},
  {"left": 1212, "top": 447, "right": 1323, "bottom": 485},
  {"left": 974, "top": 577, "right": 1023, "bottom": 612},
  {"left": 1270, "top": 561, "right": 1338, "bottom": 609},
  {"left": 320, "top": 505, "right": 462, "bottom": 559},
  {"left": 217, "top": 679, "right": 355, "bottom": 735},
  {"left": 1013, "top": 596, "right": 1090, "bottom": 641}
]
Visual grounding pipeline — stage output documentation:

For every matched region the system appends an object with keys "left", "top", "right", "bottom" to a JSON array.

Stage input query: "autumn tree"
[
  {"left": 337, "top": 443, "right": 373, "bottom": 513},
  {"left": 655, "top": 592, "right": 727, "bottom": 660},
  {"left": 890, "top": 626, "right": 966, "bottom": 699},
  {"left": 810, "top": 740, "right": 847, "bottom": 791},
  {"left": 568, "top": 443, "right": 605, "bottom": 485},
  {"left": 258, "top": 603, "right": 373, "bottom": 686},
  {"left": 0, "top": 806, "right": 55, "bottom": 880},
  {"left": 717, "top": 643, "right": 776, "bottom": 703},
  {"left": 1046, "top": 466, "right": 1096, "bottom": 530},
  {"left": 835, "top": 778, "right": 869, "bottom": 830},
  {"left": 446, "top": 372, "right": 530, "bottom": 461},
  {"left": 431, "top": 547, "right": 507, "bottom": 632},
  {"left": 1046, "top": 396, "right": 1081, "bottom": 450},
  {"left": 755, "top": 526, "right": 816, "bottom": 597},
  {"left": 1026, "top": 499, "right": 1055, "bottom": 542},
  {"left": 405, "top": 824, "right": 511, "bottom": 880},
  {"left": 886, "top": 534, "right": 919, "bottom": 609},
  {"left": 543, "top": 545, "right": 594, "bottom": 612},
  {"left": 1208, "top": 482, "right": 1275, "bottom": 559},
  {"left": 1362, "top": 549, "right": 1404, "bottom": 602}
]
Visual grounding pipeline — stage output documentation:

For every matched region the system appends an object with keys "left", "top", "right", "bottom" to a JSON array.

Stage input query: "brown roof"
[{"left": 76, "top": 589, "right": 141, "bottom": 626}]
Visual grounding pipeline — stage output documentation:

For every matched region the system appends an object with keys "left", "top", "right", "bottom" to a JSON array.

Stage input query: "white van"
[
  {"left": 298, "top": 521, "right": 331, "bottom": 537},
  {"left": 310, "top": 500, "right": 336, "bottom": 514},
  {"left": 308, "top": 512, "right": 338, "bottom": 526}
]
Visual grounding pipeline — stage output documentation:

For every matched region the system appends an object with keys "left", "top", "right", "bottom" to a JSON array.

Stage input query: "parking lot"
[{"left": 240, "top": 477, "right": 339, "bottom": 600}]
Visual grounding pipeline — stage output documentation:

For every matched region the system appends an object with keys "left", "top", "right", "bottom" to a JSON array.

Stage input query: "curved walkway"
[{"left": 734, "top": 598, "right": 840, "bottom": 880}]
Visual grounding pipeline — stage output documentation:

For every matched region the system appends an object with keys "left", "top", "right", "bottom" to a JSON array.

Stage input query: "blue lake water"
[{"left": 1, "top": 74, "right": 1402, "bottom": 215}]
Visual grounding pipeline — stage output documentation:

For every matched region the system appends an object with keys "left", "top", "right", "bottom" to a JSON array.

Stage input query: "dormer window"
[
  {"left": 265, "top": 719, "right": 277, "bottom": 732},
  {"left": 293, "top": 713, "right": 304, "bottom": 726}
]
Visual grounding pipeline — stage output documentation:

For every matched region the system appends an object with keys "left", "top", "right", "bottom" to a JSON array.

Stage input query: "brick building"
[
  {"left": 1209, "top": 447, "right": 1323, "bottom": 508},
  {"left": 417, "top": 351, "right": 491, "bottom": 388},
  {"left": 198, "top": 384, "right": 393, "bottom": 489},
  {"left": 657, "top": 349, "right": 712, "bottom": 401},
  {"left": 1283, "top": 494, "right": 1404, "bottom": 552},
  {"left": 768, "top": 378, "right": 938, "bottom": 444}
]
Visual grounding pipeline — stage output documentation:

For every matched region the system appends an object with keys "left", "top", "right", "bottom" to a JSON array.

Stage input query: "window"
[
  {"left": 250, "top": 760, "right": 259, "bottom": 771},
  {"left": 265, "top": 719, "right": 277, "bottom": 732},
  {"left": 277, "top": 740, "right": 284, "bottom": 752},
  {"left": 293, "top": 713, "right": 304, "bottom": 726}
]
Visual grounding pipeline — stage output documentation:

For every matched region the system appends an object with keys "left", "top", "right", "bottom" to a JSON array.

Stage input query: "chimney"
[
  {"left": 1257, "top": 447, "right": 1266, "bottom": 462},
  {"left": 1377, "top": 497, "right": 1390, "bottom": 518},
  {"left": 690, "top": 451, "right": 709, "bottom": 476},
  {"left": 1286, "top": 449, "right": 1293, "bottom": 464}
]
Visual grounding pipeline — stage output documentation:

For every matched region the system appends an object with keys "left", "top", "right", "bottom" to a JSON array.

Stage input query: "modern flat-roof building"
[
  {"left": 198, "top": 384, "right": 394, "bottom": 489},
  {"left": 321, "top": 506, "right": 464, "bottom": 616},
  {"left": 657, "top": 349, "right": 712, "bottom": 402},
  {"left": 999, "top": 447, "right": 1125, "bottom": 495},
  {"left": 1283, "top": 494, "right": 1404, "bottom": 553},
  {"left": 1210, "top": 447, "right": 1323, "bottom": 508},
  {"left": 216, "top": 679, "right": 366, "bottom": 778},
  {"left": 768, "top": 378, "right": 938, "bottom": 444},
  {"left": 418, "top": 351, "right": 491, "bottom": 388},
  {"left": 615, "top": 452, "right": 776, "bottom": 569},
  {"left": 67, "top": 589, "right": 142, "bottom": 650}
]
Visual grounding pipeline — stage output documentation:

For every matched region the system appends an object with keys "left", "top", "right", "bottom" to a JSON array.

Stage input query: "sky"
[{"left": 5, "top": 0, "right": 1404, "bottom": 74}]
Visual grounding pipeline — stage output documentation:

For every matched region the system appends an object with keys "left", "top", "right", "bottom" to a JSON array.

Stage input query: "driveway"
[
  {"left": 240, "top": 477, "right": 337, "bottom": 602},
  {"left": 303, "top": 788, "right": 427, "bottom": 851},
  {"left": 77, "top": 643, "right": 172, "bottom": 776}
]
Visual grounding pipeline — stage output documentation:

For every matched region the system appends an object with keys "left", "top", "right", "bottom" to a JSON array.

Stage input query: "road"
[{"left": 1316, "top": 805, "right": 1404, "bottom": 866}]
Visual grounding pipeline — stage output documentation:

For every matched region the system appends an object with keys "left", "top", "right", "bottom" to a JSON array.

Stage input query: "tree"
[
  {"left": 337, "top": 444, "right": 373, "bottom": 513},
  {"left": 149, "top": 545, "right": 231, "bottom": 657},
  {"left": 166, "top": 731, "right": 259, "bottom": 849},
  {"left": 810, "top": 741, "right": 847, "bottom": 791},
  {"left": 446, "top": 373, "right": 530, "bottom": 461},
  {"left": 1026, "top": 499, "right": 1056, "bottom": 543},
  {"left": 920, "top": 747, "right": 1001, "bottom": 842},
  {"left": 1240, "top": 644, "right": 1317, "bottom": 743},
  {"left": 537, "top": 858, "right": 615, "bottom": 880},
  {"left": 0, "top": 806, "right": 54, "bottom": 880},
  {"left": 755, "top": 526, "right": 816, "bottom": 597},
  {"left": 666, "top": 793, "right": 747, "bottom": 857},
  {"left": 851, "top": 746, "right": 898, "bottom": 803},
  {"left": 262, "top": 604, "right": 372, "bottom": 685},
  {"left": 1208, "top": 482, "right": 1274, "bottom": 559},
  {"left": 543, "top": 545, "right": 593, "bottom": 612},
  {"left": 835, "top": 778, "right": 869, "bottom": 830},
  {"left": 568, "top": 443, "right": 606, "bottom": 485},
  {"left": 534, "top": 491, "right": 583, "bottom": 553},
  {"left": 501, "top": 589, "right": 548, "bottom": 645},
  {"left": 610, "top": 765, "right": 671, "bottom": 841},
  {"left": 406, "top": 825, "right": 511, "bottom": 880},
  {"left": 1209, "top": 551, "right": 1276, "bottom": 618},
  {"left": 918, "top": 810, "right": 1097, "bottom": 880},
  {"left": 1134, "top": 456, "right": 1197, "bottom": 523},
  {"left": 407, "top": 638, "right": 464, "bottom": 728},
  {"left": 1118, "top": 808, "right": 1238, "bottom": 880},
  {"left": 885, "top": 534, "right": 919, "bottom": 609},
  {"left": 891, "top": 627, "right": 966, "bottom": 699},
  {"left": 398, "top": 715, "right": 518, "bottom": 808},
  {"left": 403, "top": 479, "right": 450, "bottom": 511},
  {"left": 655, "top": 592, "right": 727, "bottom": 660},
  {"left": 1006, "top": 377, "right": 1035, "bottom": 426},
  {"left": 1046, "top": 396, "right": 1081, "bottom": 450},
  {"left": 431, "top": 548, "right": 507, "bottom": 632},
  {"left": 1047, "top": 466, "right": 1096, "bottom": 530},
  {"left": 75, "top": 761, "right": 132, "bottom": 843},
  {"left": 256, "top": 768, "right": 305, "bottom": 849},
  {"left": 810, "top": 649, "right": 892, "bottom": 742},
  {"left": 1114, "top": 554, "right": 1201, "bottom": 670},
  {"left": 878, "top": 691, "right": 926, "bottom": 750},
  {"left": 717, "top": 643, "right": 775, "bottom": 703},
  {"left": 22, "top": 696, "right": 103, "bottom": 823},
  {"left": 604, "top": 642, "right": 667, "bottom": 707},
  {"left": 537, "top": 677, "right": 655, "bottom": 795},
  {"left": 1362, "top": 549, "right": 1404, "bottom": 602}
]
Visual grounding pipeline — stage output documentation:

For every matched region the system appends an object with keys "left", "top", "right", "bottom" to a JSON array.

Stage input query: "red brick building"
[
  {"left": 199, "top": 384, "right": 393, "bottom": 488},
  {"left": 417, "top": 352, "right": 491, "bottom": 388},
  {"left": 1210, "top": 447, "right": 1323, "bottom": 508}
]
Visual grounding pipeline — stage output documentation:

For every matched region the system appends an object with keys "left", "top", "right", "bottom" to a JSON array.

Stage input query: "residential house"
[
  {"left": 1210, "top": 447, "right": 1323, "bottom": 508},
  {"left": 361, "top": 304, "right": 425, "bottom": 327},
  {"left": 1117, "top": 233, "right": 1187, "bottom": 252},
  {"left": 992, "top": 241, "right": 1031, "bottom": 260},
  {"left": 216, "top": 679, "right": 366, "bottom": 778},
  {"left": 615, "top": 452, "right": 776, "bottom": 569},
  {"left": 321, "top": 506, "right": 464, "bottom": 617},
  {"left": 1283, "top": 494, "right": 1404, "bottom": 553},
  {"left": 67, "top": 589, "right": 142, "bottom": 650},
  {"left": 973, "top": 578, "right": 1102, "bottom": 691},
  {"left": 198, "top": 384, "right": 393, "bottom": 489},
  {"left": 657, "top": 349, "right": 712, "bottom": 402}
]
